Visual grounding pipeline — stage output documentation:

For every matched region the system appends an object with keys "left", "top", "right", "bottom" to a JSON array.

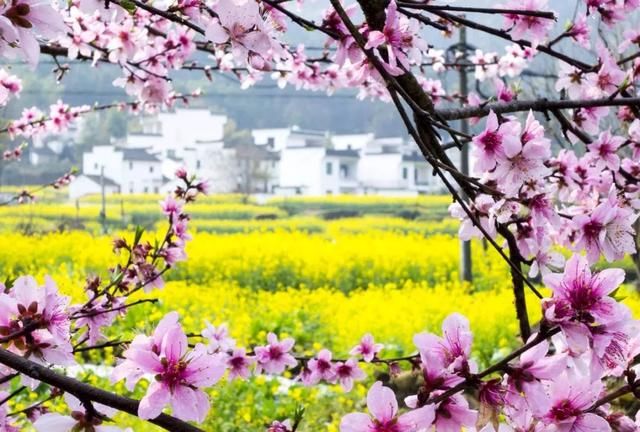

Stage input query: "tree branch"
[
  {"left": 0, "top": 348, "right": 203, "bottom": 432},
  {"left": 397, "top": 2, "right": 557, "bottom": 19},
  {"left": 423, "top": 9, "right": 592, "bottom": 71},
  {"left": 435, "top": 97, "right": 640, "bottom": 120}
]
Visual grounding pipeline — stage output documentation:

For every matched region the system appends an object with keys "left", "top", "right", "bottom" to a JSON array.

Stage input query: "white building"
[
  {"left": 126, "top": 108, "right": 228, "bottom": 160},
  {"left": 275, "top": 131, "right": 455, "bottom": 196},
  {"left": 359, "top": 147, "right": 446, "bottom": 195},
  {"left": 276, "top": 129, "right": 359, "bottom": 195},
  {"left": 68, "top": 175, "right": 120, "bottom": 199},
  {"left": 73, "top": 109, "right": 461, "bottom": 198},
  {"left": 110, "top": 108, "right": 232, "bottom": 193},
  {"left": 71, "top": 146, "right": 164, "bottom": 198},
  {"left": 330, "top": 133, "right": 375, "bottom": 151},
  {"left": 251, "top": 128, "right": 291, "bottom": 151}
]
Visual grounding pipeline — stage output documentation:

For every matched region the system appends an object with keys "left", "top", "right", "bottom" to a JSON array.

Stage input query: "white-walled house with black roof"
[{"left": 70, "top": 146, "right": 164, "bottom": 198}]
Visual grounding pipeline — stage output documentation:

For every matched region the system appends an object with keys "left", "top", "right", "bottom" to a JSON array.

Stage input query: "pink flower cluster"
[
  {"left": 0, "top": 276, "right": 74, "bottom": 371},
  {"left": 339, "top": 258, "right": 640, "bottom": 431},
  {"left": 112, "top": 312, "right": 226, "bottom": 422},
  {"left": 451, "top": 92, "right": 638, "bottom": 277},
  {"left": 0, "top": 0, "right": 67, "bottom": 67}
]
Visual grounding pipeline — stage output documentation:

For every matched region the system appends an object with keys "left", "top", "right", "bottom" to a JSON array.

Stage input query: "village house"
[
  {"left": 72, "top": 112, "right": 459, "bottom": 198},
  {"left": 70, "top": 146, "right": 163, "bottom": 199}
]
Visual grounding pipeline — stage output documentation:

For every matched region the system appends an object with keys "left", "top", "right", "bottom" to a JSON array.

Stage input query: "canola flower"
[
  {"left": 1, "top": 197, "right": 639, "bottom": 431},
  {"left": 0, "top": 228, "right": 510, "bottom": 293}
]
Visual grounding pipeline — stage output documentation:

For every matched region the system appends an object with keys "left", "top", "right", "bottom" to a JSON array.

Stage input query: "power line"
[{"left": 17, "top": 89, "right": 363, "bottom": 100}]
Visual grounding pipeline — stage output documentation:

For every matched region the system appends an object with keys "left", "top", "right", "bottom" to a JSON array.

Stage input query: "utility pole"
[
  {"left": 100, "top": 166, "right": 107, "bottom": 234},
  {"left": 458, "top": 27, "right": 473, "bottom": 283}
]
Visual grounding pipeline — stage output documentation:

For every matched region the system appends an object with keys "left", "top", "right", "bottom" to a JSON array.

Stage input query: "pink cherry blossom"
[
  {"left": 202, "top": 322, "right": 235, "bottom": 353},
  {"left": 0, "top": 275, "right": 70, "bottom": 346},
  {"left": 114, "top": 321, "right": 225, "bottom": 422},
  {"left": 587, "top": 130, "right": 624, "bottom": 171},
  {"left": 204, "top": 0, "right": 272, "bottom": 65},
  {"left": 413, "top": 313, "right": 475, "bottom": 375},
  {"left": 449, "top": 195, "right": 497, "bottom": 241},
  {"left": 305, "top": 349, "right": 336, "bottom": 385},
  {"left": 505, "top": 335, "right": 566, "bottom": 405},
  {"left": 0, "top": 394, "right": 18, "bottom": 431},
  {"left": 502, "top": 0, "right": 554, "bottom": 42},
  {"left": 534, "top": 373, "right": 610, "bottom": 431},
  {"left": 268, "top": 419, "right": 293, "bottom": 432},
  {"left": 543, "top": 254, "right": 626, "bottom": 339},
  {"left": 226, "top": 347, "right": 254, "bottom": 380},
  {"left": 349, "top": 333, "right": 384, "bottom": 362},
  {"left": 334, "top": 358, "right": 366, "bottom": 392},
  {"left": 492, "top": 111, "right": 551, "bottom": 196},
  {"left": 567, "top": 15, "right": 590, "bottom": 48},
  {"left": 254, "top": 332, "right": 297, "bottom": 375},
  {"left": 430, "top": 393, "right": 477, "bottom": 432},
  {"left": 1, "top": 0, "right": 67, "bottom": 67},
  {"left": 73, "top": 295, "right": 124, "bottom": 345},
  {"left": 160, "top": 195, "right": 183, "bottom": 218},
  {"left": 33, "top": 393, "right": 126, "bottom": 432},
  {"left": 471, "top": 110, "right": 521, "bottom": 173},
  {"left": 364, "top": 1, "right": 427, "bottom": 75},
  {"left": 573, "top": 198, "right": 637, "bottom": 263},
  {"left": 340, "top": 381, "right": 435, "bottom": 432}
]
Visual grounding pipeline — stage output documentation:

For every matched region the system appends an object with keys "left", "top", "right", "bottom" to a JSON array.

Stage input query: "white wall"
[
  {"left": 331, "top": 133, "right": 374, "bottom": 150},
  {"left": 83, "top": 146, "right": 124, "bottom": 181},
  {"left": 187, "top": 143, "right": 238, "bottom": 193},
  {"left": 82, "top": 146, "right": 163, "bottom": 194},
  {"left": 156, "top": 109, "right": 227, "bottom": 157},
  {"left": 126, "top": 109, "right": 228, "bottom": 158},
  {"left": 359, "top": 153, "right": 404, "bottom": 189},
  {"left": 252, "top": 128, "right": 290, "bottom": 151},
  {"left": 68, "top": 176, "right": 119, "bottom": 200},
  {"left": 126, "top": 134, "right": 164, "bottom": 150},
  {"left": 120, "top": 159, "right": 163, "bottom": 194},
  {"left": 278, "top": 147, "right": 325, "bottom": 195}
]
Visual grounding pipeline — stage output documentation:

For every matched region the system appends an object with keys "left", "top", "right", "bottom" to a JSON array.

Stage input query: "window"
[
  {"left": 94, "top": 162, "right": 98, "bottom": 170},
  {"left": 326, "top": 190, "right": 333, "bottom": 195},
  {"left": 149, "top": 166, "right": 154, "bottom": 173},
  {"left": 129, "top": 161, "right": 133, "bottom": 170},
  {"left": 196, "top": 160, "right": 201, "bottom": 169},
  {"left": 402, "top": 167, "right": 408, "bottom": 180},
  {"left": 267, "top": 137, "right": 275, "bottom": 147},
  {"left": 326, "top": 162, "right": 333, "bottom": 175},
  {"left": 144, "top": 186, "right": 149, "bottom": 193},
  {"left": 414, "top": 167, "right": 418, "bottom": 182},
  {"left": 340, "top": 164, "right": 349, "bottom": 179},
  {"left": 154, "top": 187, "right": 159, "bottom": 193}
]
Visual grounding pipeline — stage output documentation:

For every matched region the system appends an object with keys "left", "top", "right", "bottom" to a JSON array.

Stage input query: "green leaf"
[
  {"left": 133, "top": 225, "right": 145, "bottom": 246},
  {"left": 610, "top": 287, "right": 627, "bottom": 302},
  {"left": 119, "top": 0, "right": 137, "bottom": 14},
  {"left": 3, "top": 276, "right": 16, "bottom": 292}
]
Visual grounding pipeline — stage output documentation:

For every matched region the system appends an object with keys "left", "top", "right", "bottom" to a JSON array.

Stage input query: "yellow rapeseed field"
[{"left": 1, "top": 195, "right": 638, "bottom": 430}]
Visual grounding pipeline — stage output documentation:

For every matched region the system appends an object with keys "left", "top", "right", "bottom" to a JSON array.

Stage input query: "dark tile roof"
[
  {"left": 83, "top": 174, "right": 119, "bottom": 187},
  {"left": 304, "top": 138, "right": 327, "bottom": 147},
  {"left": 402, "top": 152, "right": 426, "bottom": 162},
  {"left": 290, "top": 128, "right": 326, "bottom": 137},
  {"left": 326, "top": 148, "right": 359, "bottom": 158},
  {"left": 235, "top": 143, "right": 280, "bottom": 161},
  {"left": 119, "top": 148, "right": 160, "bottom": 162}
]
